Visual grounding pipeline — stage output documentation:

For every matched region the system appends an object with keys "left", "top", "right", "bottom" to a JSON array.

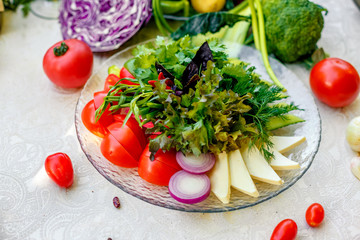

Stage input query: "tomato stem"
[{"left": 53, "top": 42, "right": 69, "bottom": 56}]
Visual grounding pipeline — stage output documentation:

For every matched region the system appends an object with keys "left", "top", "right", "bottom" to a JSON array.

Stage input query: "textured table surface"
[{"left": 1, "top": 0, "right": 360, "bottom": 239}]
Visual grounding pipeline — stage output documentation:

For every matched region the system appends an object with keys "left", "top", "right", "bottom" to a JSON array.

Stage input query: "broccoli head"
[{"left": 262, "top": 0, "right": 326, "bottom": 63}]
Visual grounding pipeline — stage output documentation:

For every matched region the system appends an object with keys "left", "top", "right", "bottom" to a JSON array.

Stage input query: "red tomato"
[
  {"left": 114, "top": 114, "right": 147, "bottom": 148},
  {"left": 81, "top": 99, "right": 113, "bottom": 138},
  {"left": 100, "top": 133, "right": 138, "bottom": 168},
  {"left": 45, "top": 153, "right": 74, "bottom": 188},
  {"left": 270, "top": 219, "right": 297, "bottom": 240},
  {"left": 310, "top": 58, "right": 360, "bottom": 107},
  {"left": 107, "top": 122, "right": 144, "bottom": 160},
  {"left": 138, "top": 144, "right": 181, "bottom": 186},
  {"left": 43, "top": 39, "right": 93, "bottom": 88},
  {"left": 120, "top": 67, "right": 135, "bottom": 79},
  {"left": 104, "top": 74, "right": 120, "bottom": 92},
  {"left": 306, "top": 203, "right": 325, "bottom": 227}
]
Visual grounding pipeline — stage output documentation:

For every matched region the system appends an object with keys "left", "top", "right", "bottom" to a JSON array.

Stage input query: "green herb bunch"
[{"left": 96, "top": 36, "right": 300, "bottom": 160}]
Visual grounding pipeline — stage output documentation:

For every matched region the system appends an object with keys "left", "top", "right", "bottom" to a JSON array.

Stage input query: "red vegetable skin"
[
  {"left": 101, "top": 133, "right": 138, "bottom": 168},
  {"left": 310, "top": 58, "right": 360, "bottom": 108},
  {"left": 306, "top": 203, "right": 325, "bottom": 227},
  {"left": 168, "top": 170, "right": 211, "bottom": 204},
  {"left": 270, "top": 219, "right": 297, "bottom": 240},
  {"left": 43, "top": 39, "right": 93, "bottom": 88},
  {"left": 113, "top": 114, "right": 147, "bottom": 148},
  {"left": 120, "top": 67, "right": 135, "bottom": 79},
  {"left": 93, "top": 90, "right": 115, "bottom": 125},
  {"left": 81, "top": 99, "right": 111, "bottom": 138},
  {"left": 104, "top": 74, "right": 120, "bottom": 92},
  {"left": 138, "top": 144, "right": 181, "bottom": 186},
  {"left": 118, "top": 67, "right": 139, "bottom": 85},
  {"left": 107, "top": 122, "right": 144, "bottom": 160},
  {"left": 45, "top": 153, "right": 74, "bottom": 188}
]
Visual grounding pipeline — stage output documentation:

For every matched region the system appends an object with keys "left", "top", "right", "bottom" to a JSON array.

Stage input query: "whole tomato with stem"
[
  {"left": 45, "top": 153, "right": 74, "bottom": 188},
  {"left": 270, "top": 219, "right": 297, "bottom": 240},
  {"left": 306, "top": 203, "right": 325, "bottom": 227},
  {"left": 310, "top": 58, "right": 360, "bottom": 108},
  {"left": 43, "top": 39, "right": 93, "bottom": 88}
]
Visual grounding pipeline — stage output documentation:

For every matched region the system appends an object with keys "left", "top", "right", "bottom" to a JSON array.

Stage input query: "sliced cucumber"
[{"left": 266, "top": 114, "right": 305, "bottom": 131}]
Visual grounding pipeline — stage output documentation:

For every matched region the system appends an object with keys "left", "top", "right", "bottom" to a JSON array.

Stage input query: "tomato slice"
[
  {"left": 107, "top": 122, "right": 144, "bottom": 161},
  {"left": 138, "top": 144, "right": 181, "bottom": 186},
  {"left": 100, "top": 133, "right": 138, "bottom": 168},
  {"left": 81, "top": 99, "right": 112, "bottom": 138},
  {"left": 104, "top": 74, "right": 120, "bottom": 92},
  {"left": 93, "top": 90, "right": 107, "bottom": 109},
  {"left": 114, "top": 114, "right": 147, "bottom": 148},
  {"left": 120, "top": 67, "right": 135, "bottom": 79}
]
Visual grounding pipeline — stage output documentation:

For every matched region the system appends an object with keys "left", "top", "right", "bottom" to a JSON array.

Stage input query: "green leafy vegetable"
[
  {"left": 171, "top": 12, "right": 250, "bottom": 40},
  {"left": 97, "top": 36, "right": 302, "bottom": 161}
]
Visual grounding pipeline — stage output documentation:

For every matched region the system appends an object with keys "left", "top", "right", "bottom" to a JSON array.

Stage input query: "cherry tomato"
[
  {"left": 270, "top": 219, "right": 297, "bottom": 240},
  {"left": 107, "top": 122, "right": 144, "bottom": 160},
  {"left": 100, "top": 132, "right": 138, "bottom": 168},
  {"left": 306, "top": 203, "right": 325, "bottom": 227},
  {"left": 310, "top": 58, "right": 360, "bottom": 107},
  {"left": 120, "top": 67, "right": 135, "bottom": 79},
  {"left": 43, "top": 39, "right": 93, "bottom": 88},
  {"left": 45, "top": 153, "right": 74, "bottom": 188},
  {"left": 138, "top": 144, "right": 181, "bottom": 186},
  {"left": 104, "top": 74, "right": 120, "bottom": 92},
  {"left": 81, "top": 99, "right": 113, "bottom": 138}
]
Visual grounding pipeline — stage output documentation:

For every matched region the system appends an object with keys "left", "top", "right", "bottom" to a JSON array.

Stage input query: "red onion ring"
[{"left": 168, "top": 170, "right": 211, "bottom": 204}]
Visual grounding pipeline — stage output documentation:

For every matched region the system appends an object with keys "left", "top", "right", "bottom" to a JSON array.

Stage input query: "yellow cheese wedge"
[
  {"left": 241, "top": 146, "right": 284, "bottom": 185},
  {"left": 229, "top": 150, "right": 259, "bottom": 198},
  {"left": 270, "top": 136, "right": 306, "bottom": 154},
  {"left": 208, "top": 152, "right": 231, "bottom": 204},
  {"left": 270, "top": 149, "right": 300, "bottom": 170}
]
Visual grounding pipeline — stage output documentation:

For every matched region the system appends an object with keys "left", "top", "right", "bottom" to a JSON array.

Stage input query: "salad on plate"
[{"left": 80, "top": 36, "right": 307, "bottom": 205}]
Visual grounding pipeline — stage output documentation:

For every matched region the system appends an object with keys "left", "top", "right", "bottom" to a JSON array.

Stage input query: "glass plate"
[{"left": 74, "top": 41, "right": 321, "bottom": 213}]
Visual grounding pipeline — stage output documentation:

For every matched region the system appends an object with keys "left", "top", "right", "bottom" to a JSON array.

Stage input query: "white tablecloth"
[{"left": 1, "top": 0, "right": 360, "bottom": 239}]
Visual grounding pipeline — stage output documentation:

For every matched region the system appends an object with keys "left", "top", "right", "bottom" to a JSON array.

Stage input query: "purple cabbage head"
[{"left": 59, "top": 0, "right": 152, "bottom": 52}]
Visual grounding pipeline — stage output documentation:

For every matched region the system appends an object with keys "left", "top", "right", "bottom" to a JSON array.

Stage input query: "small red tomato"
[
  {"left": 43, "top": 39, "right": 93, "bottom": 88},
  {"left": 306, "top": 203, "right": 325, "bottom": 227},
  {"left": 270, "top": 219, "right": 297, "bottom": 240},
  {"left": 45, "top": 153, "right": 74, "bottom": 188},
  {"left": 310, "top": 58, "right": 360, "bottom": 107}
]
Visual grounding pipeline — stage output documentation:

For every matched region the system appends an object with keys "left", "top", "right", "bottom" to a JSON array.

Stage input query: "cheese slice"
[
  {"left": 208, "top": 152, "right": 231, "bottom": 204},
  {"left": 229, "top": 150, "right": 259, "bottom": 198},
  {"left": 241, "top": 146, "right": 284, "bottom": 185},
  {"left": 270, "top": 149, "right": 300, "bottom": 170},
  {"left": 270, "top": 136, "right": 306, "bottom": 154}
]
